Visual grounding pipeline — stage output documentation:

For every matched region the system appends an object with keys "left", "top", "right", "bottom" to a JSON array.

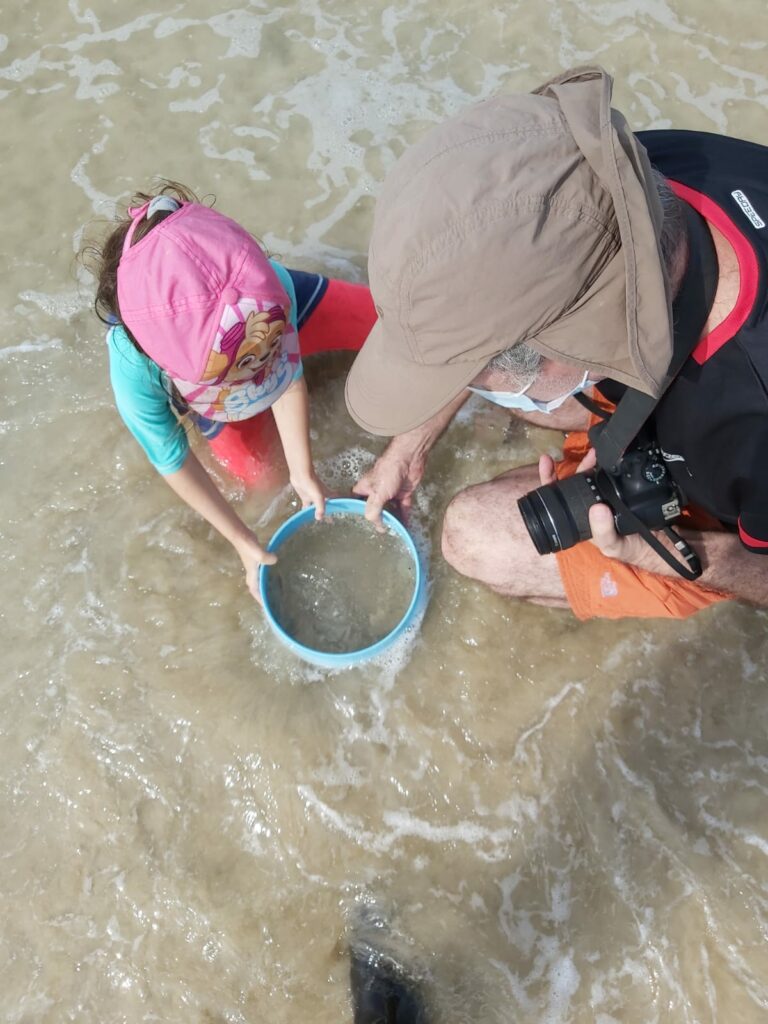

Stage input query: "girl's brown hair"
[{"left": 79, "top": 179, "right": 208, "bottom": 353}]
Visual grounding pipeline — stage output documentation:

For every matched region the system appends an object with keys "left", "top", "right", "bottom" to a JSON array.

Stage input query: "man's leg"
[{"left": 441, "top": 464, "right": 569, "bottom": 608}]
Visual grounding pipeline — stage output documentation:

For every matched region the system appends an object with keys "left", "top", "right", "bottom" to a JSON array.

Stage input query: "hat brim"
[{"left": 345, "top": 320, "right": 486, "bottom": 436}]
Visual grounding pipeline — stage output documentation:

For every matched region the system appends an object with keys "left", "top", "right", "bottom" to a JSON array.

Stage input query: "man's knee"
[
  {"left": 442, "top": 476, "right": 535, "bottom": 587},
  {"left": 441, "top": 470, "right": 568, "bottom": 603},
  {"left": 442, "top": 486, "right": 486, "bottom": 578}
]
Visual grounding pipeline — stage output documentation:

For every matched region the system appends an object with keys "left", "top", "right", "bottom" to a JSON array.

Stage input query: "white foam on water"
[
  {"left": 70, "top": 126, "right": 121, "bottom": 214},
  {"left": 168, "top": 74, "right": 224, "bottom": 114},
  {"left": 668, "top": 70, "right": 768, "bottom": 132},
  {"left": 512, "top": 682, "right": 585, "bottom": 768},
  {"left": 154, "top": 7, "right": 281, "bottom": 59},
  {"left": 201, "top": 0, "right": 514, "bottom": 263},
  {"left": 697, "top": 809, "right": 768, "bottom": 858},
  {"left": 18, "top": 289, "right": 86, "bottom": 321},
  {"left": 61, "top": 7, "right": 166, "bottom": 51},
  {"left": 0, "top": 336, "right": 64, "bottom": 358},
  {"left": 298, "top": 783, "right": 520, "bottom": 861},
  {"left": 198, "top": 121, "right": 279, "bottom": 181},
  {"left": 543, "top": 952, "right": 581, "bottom": 1022},
  {"left": 317, "top": 445, "right": 376, "bottom": 489},
  {"left": 69, "top": 54, "right": 122, "bottom": 101}
]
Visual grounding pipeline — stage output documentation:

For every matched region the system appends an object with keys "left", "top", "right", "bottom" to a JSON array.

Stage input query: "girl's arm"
[
  {"left": 271, "top": 375, "right": 326, "bottom": 518},
  {"left": 108, "top": 329, "right": 274, "bottom": 600},
  {"left": 163, "top": 452, "right": 275, "bottom": 600}
]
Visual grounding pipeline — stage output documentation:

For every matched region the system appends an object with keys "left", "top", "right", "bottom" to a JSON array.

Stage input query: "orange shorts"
[{"left": 554, "top": 402, "right": 732, "bottom": 621}]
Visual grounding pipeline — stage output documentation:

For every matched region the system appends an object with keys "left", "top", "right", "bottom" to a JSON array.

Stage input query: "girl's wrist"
[
  {"left": 288, "top": 463, "right": 318, "bottom": 486},
  {"left": 229, "top": 525, "right": 262, "bottom": 555}
]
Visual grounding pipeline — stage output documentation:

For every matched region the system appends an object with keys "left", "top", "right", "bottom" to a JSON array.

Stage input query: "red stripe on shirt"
[{"left": 668, "top": 179, "right": 759, "bottom": 364}]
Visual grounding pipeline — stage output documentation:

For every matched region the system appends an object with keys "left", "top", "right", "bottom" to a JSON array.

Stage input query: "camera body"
[{"left": 518, "top": 435, "right": 685, "bottom": 555}]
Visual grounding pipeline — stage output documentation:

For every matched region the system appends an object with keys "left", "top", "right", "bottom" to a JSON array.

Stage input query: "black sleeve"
[
  {"left": 738, "top": 507, "right": 768, "bottom": 553},
  {"left": 738, "top": 457, "right": 768, "bottom": 554}
]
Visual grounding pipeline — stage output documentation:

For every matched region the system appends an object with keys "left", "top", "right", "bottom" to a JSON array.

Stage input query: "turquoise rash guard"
[{"left": 107, "top": 261, "right": 301, "bottom": 474}]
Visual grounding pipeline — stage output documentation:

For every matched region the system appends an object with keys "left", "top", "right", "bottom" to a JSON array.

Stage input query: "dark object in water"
[{"left": 350, "top": 945, "right": 428, "bottom": 1023}]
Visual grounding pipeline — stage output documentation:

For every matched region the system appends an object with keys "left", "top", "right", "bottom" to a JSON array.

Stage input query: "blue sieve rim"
[{"left": 258, "top": 497, "right": 423, "bottom": 664}]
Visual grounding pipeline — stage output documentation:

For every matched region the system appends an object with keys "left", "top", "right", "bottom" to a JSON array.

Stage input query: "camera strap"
[
  {"left": 586, "top": 200, "right": 720, "bottom": 473},
  {"left": 573, "top": 201, "right": 718, "bottom": 580},
  {"left": 600, "top": 490, "right": 704, "bottom": 580}
]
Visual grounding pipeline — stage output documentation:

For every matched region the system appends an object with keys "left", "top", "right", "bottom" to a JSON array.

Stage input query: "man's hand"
[
  {"left": 353, "top": 390, "right": 471, "bottom": 527},
  {"left": 354, "top": 443, "right": 428, "bottom": 528},
  {"left": 537, "top": 449, "right": 652, "bottom": 568}
]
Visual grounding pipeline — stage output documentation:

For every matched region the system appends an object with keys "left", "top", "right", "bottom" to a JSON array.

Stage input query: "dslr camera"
[{"left": 517, "top": 430, "right": 684, "bottom": 555}]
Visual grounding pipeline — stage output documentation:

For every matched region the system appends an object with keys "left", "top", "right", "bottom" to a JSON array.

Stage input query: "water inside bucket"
[{"left": 265, "top": 514, "right": 416, "bottom": 654}]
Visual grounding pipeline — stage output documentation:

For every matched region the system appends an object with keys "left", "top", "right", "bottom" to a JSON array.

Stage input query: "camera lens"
[{"left": 517, "top": 474, "right": 599, "bottom": 555}]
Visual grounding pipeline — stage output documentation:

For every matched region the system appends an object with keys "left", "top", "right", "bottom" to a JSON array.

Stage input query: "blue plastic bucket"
[{"left": 259, "top": 498, "right": 427, "bottom": 669}]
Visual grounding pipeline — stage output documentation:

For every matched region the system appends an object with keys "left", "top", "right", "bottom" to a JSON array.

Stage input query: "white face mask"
[{"left": 468, "top": 370, "right": 595, "bottom": 414}]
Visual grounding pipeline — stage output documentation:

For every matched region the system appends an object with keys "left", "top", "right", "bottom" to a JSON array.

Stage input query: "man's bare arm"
[{"left": 354, "top": 390, "right": 471, "bottom": 525}]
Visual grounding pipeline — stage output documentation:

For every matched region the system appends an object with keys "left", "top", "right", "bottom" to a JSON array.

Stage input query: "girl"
[{"left": 86, "top": 182, "right": 375, "bottom": 599}]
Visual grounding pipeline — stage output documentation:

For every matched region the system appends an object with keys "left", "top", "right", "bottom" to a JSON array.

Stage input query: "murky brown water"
[{"left": 2, "top": 2, "right": 767, "bottom": 1021}]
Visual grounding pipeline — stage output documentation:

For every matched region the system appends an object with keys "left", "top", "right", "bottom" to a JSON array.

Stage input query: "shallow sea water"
[{"left": 1, "top": 2, "right": 767, "bottom": 1022}]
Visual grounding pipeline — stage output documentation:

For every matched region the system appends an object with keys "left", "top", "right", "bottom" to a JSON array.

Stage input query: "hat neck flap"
[{"left": 533, "top": 66, "right": 673, "bottom": 395}]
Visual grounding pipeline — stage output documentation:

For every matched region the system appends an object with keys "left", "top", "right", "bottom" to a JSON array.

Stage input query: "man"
[{"left": 345, "top": 67, "right": 768, "bottom": 620}]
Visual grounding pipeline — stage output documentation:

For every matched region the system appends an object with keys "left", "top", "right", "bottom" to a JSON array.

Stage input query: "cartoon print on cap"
[
  {"left": 223, "top": 348, "right": 295, "bottom": 418},
  {"left": 203, "top": 306, "right": 285, "bottom": 387},
  {"left": 171, "top": 298, "right": 300, "bottom": 422}
]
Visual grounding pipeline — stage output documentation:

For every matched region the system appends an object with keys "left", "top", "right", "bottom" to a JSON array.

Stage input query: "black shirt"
[{"left": 603, "top": 129, "right": 768, "bottom": 554}]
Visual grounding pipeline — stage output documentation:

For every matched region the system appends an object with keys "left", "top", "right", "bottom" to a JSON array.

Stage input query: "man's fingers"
[
  {"left": 576, "top": 447, "right": 597, "bottom": 474},
  {"left": 588, "top": 502, "right": 621, "bottom": 556},
  {"left": 363, "top": 493, "right": 386, "bottom": 531},
  {"left": 353, "top": 482, "right": 386, "bottom": 529},
  {"left": 538, "top": 453, "right": 557, "bottom": 486},
  {"left": 352, "top": 475, "right": 371, "bottom": 498}
]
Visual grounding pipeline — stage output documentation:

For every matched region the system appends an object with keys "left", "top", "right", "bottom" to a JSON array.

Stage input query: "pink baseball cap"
[{"left": 116, "top": 202, "right": 289, "bottom": 382}]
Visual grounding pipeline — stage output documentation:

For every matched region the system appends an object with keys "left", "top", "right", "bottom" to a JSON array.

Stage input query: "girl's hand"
[
  {"left": 233, "top": 531, "right": 277, "bottom": 603},
  {"left": 290, "top": 470, "right": 328, "bottom": 521}
]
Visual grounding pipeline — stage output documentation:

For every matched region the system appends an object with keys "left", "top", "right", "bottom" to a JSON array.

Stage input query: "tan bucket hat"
[{"left": 345, "top": 66, "right": 672, "bottom": 436}]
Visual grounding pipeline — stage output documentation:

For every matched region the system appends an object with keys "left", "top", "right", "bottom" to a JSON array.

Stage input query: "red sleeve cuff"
[{"left": 738, "top": 518, "right": 768, "bottom": 552}]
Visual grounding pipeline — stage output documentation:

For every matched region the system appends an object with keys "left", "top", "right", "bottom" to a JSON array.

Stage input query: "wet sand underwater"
[{"left": 1, "top": 2, "right": 768, "bottom": 1021}]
